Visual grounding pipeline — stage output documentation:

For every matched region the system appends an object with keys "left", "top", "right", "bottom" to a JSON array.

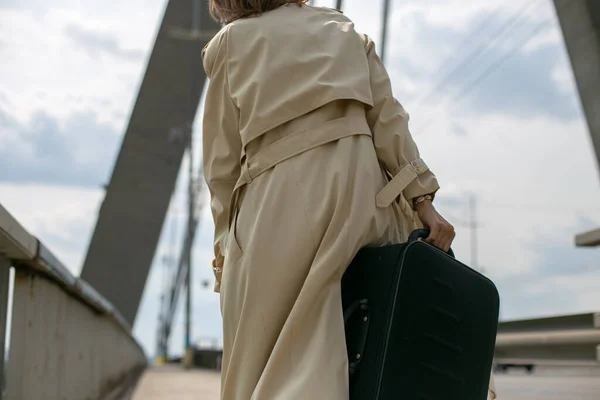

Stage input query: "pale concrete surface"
[
  {"left": 494, "top": 367, "right": 600, "bottom": 400},
  {"left": 132, "top": 367, "right": 220, "bottom": 400},
  {"left": 495, "top": 375, "right": 599, "bottom": 399},
  {"left": 133, "top": 366, "right": 600, "bottom": 399}
]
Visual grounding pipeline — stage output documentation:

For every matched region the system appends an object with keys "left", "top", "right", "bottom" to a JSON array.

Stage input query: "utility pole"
[
  {"left": 381, "top": 0, "right": 392, "bottom": 63},
  {"left": 445, "top": 195, "right": 482, "bottom": 273},
  {"left": 468, "top": 195, "right": 482, "bottom": 273},
  {"left": 184, "top": 139, "right": 194, "bottom": 368},
  {"left": 183, "top": 0, "right": 201, "bottom": 369}
]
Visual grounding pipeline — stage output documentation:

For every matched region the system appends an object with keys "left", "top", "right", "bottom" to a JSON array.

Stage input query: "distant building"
[{"left": 195, "top": 337, "right": 220, "bottom": 350}]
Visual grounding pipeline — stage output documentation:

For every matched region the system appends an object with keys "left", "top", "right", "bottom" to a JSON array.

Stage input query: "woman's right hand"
[{"left": 415, "top": 200, "right": 455, "bottom": 252}]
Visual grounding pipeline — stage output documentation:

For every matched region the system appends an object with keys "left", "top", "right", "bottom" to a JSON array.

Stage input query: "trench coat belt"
[
  {"left": 226, "top": 115, "right": 431, "bottom": 230},
  {"left": 227, "top": 115, "right": 372, "bottom": 230}
]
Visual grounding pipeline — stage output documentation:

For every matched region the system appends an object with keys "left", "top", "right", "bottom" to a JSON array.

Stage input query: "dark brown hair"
[{"left": 209, "top": 0, "right": 309, "bottom": 24}]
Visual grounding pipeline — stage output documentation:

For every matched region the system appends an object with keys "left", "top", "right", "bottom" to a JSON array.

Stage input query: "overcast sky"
[{"left": 1, "top": 0, "right": 599, "bottom": 358}]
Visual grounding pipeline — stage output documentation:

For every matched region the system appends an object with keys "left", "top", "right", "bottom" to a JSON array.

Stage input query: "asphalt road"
[{"left": 133, "top": 366, "right": 600, "bottom": 399}]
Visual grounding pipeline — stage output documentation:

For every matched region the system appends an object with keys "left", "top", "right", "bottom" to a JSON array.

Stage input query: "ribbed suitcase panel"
[{"left": 342, "top": 241, "right": 499, "bottom": 400}]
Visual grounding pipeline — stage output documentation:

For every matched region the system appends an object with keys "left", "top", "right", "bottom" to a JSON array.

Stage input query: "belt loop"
[
  {"left": 239, "top": 152, "right": 253, "bottom": 184},
  {"left": 240, "top": 162, "right": 251, "bottom": 184},
  {"left": 228, "top": 189, "right": 239, "bottom": 232},
  {"left": 228, "top": 160, "right": 252, "bottom": 231}
]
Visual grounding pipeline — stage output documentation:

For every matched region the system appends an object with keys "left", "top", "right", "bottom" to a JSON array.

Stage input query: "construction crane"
[
  {"left": 155, "top": 142, "right": 206, "bottom": 365},
  {"left": 155, "top": 0, "right": 210, "bottom": 365}
]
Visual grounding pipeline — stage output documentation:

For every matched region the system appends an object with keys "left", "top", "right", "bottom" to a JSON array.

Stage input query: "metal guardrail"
[
  {"left": 0, "top": 203, "right": 147, "bottom": 399},
  {"left": 498, "top": 312, "right": 600, "bottom": 333},
  {"left": 497, "top": 329, "right": 600, "bottom": 346},
  {"left": 495, "top": 312, "right": 600, "bottom": 367}
]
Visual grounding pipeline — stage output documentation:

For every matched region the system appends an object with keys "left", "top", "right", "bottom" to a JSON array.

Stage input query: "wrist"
[
  {"left": 413, "top": 194, "right": 433, "bottom": 211},
  {"left": 415, "top": 199, "right": 433, "bottom": 214}
]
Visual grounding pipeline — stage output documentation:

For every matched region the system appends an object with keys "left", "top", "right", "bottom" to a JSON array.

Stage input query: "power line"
[
  {"left": 415, "top": 12, "right": 558, "bottom": 133},
  {"left": 438, "top": 191, "right": 600, "bottom": 234},
  {"left": 414, "top": 0, "right": 581, "bottom": 134},
  {"left": 380, "top": 0, "right": 392, "bottom": 64},
  {"left": 441, "top": 196, "right": 483, "bottom": 272},
  {"left": 477, "top": 202, "right": 600, "bottom": 213},
  {"left": 443, "top": 197, "right": 599, "bottom": 213},
  {"left": 410, "top": 0, "right": 509, "bottom": 110},
  {"left": 412, "top": 0, "right": 544, "bottom": 116},
  {"left": 469, "top": 196, "right": 481, "bottom": 272},
  {"left": 443, "top": 205, "right": 600, "bottom": 240}
]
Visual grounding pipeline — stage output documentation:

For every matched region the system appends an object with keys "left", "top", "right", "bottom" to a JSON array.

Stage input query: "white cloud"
[
  {"left": 0, "top": 2, "right": 165, "bottom": 128},
  {"left": 504, "top": 268, "right": 600, "bottom": 320},
  {"left": 418, "top": 109, "right": 600, "bottom": 279},
  {"left": 552, "top": 60, "right": 577, "bottom": 95},
  {"left": 0, "top": 182, "right": 103, "bottom": 274}
]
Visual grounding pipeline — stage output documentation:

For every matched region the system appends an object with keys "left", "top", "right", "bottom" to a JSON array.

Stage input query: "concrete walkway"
[
  {"left": 133, "top": 366, "right": 600, "bottom": 399},
  {"left": 132, "top": 366, "right": 220, "bottom": 400}
]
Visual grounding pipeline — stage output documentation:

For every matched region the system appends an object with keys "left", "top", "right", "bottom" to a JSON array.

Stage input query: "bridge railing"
[
  {"left": 0, "top": 203, "right": 147, "bottom": 400},
  {"left": 495, "top": 312, "right": 600, "bottom": 368}
]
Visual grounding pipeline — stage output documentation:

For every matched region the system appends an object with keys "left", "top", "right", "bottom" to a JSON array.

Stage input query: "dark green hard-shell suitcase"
[{"left": 342, "top": 229, "right": 500, "bottom": 399}]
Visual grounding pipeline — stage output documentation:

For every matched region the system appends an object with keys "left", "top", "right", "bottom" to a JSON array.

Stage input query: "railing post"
[
  {"left": 0, "top": 256, "right": 10, "bottom": 397},
  {"left": 5, "top": 269, "right": 27, "bottom": 400}
]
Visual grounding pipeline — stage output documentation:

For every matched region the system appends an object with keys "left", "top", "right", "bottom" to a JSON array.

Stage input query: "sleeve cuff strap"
[{"left": 376, "top": 158, "right": 429, "bottom": 208}]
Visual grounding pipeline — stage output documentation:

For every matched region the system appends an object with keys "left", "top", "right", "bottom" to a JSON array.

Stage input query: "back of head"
[{"left": 209, "top": 0, "right": 309, "bottom": 24}]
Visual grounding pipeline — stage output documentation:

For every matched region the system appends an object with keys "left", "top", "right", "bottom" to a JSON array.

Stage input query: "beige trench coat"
[{"left": 202, "top": 4, "right": 494, "bottom": 400}]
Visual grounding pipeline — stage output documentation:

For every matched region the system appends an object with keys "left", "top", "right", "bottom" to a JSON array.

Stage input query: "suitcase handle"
[
  {"left": 408, "top": 229, "right": 455, "bottom": 258},
  {"left": 343, "top": 299, "right": 370, "bottom": 376}
]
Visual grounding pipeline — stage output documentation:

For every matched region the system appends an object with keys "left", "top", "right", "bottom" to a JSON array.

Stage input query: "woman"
[{"left": 202, "top": 1, "right": 456, "bottom": 399}]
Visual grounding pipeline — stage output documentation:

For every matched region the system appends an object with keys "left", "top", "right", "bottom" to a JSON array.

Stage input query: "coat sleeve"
[
  {"left": 362, "top": 34, "right": 440, "bottom": 209},
  {"left": 202, "top": 27, "right": 241, "bottom": 293}
]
